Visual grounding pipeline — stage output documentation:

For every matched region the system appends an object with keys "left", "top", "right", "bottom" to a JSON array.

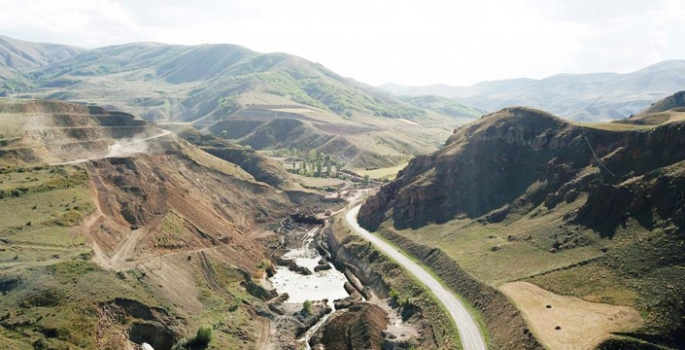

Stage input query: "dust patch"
[
  {"left": 397, "top": 118, "right": 418, "bottom": 125},
  {"left": 500, "top": 281, "right": 643, "bottom": 350}
]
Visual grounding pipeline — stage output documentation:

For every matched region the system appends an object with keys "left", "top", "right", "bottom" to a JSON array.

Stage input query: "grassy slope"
[
  {"left": 0, "top": 35, "right": 84, "bottom": 93},
  {"left": 12, "top": 41, "right": 427, "bottom": 124},
  {"left": 360, "top": 102, "right": 685, "bottom": 348},
  {"left": 398, "top": 95, "right": 486, "bottom": 119}
]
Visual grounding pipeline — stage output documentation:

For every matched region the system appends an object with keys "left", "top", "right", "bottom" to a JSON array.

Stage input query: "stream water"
[{"left": 269, "top": 227, "right": 350, "bottom": 349}]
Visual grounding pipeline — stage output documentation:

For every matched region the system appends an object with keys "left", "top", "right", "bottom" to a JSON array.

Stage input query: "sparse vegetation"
[
  {"left": 193, "top": 326, "right": 213, "bottom": 347},
  {"left": 302, "top": 299, "right": 313, "bottom": 315}
]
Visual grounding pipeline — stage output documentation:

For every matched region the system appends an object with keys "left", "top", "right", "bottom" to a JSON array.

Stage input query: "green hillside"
[
  {"left": 0, "top": 35, "right": 84, "bottom": 93},
  {"left": 0, "top": 35, "right": 458, "bottom": 168},
  {"left": 18, "top": 42, "right": 426, "bottom": 123},
  {"left": 398, "top": 94, "right": 486, "bottom": 119}
]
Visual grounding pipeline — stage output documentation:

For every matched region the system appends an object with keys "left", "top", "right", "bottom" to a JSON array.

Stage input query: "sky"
[{"left": 0, "top": 0, "right": 684, "bottom": 86}]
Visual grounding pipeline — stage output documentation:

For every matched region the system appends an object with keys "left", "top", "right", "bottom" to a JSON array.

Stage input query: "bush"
[
  {"left": 193, "top": 326, "right": 213, "bottom": 347},
  {"left": 302, "top": 300, "right": 312, "bottom": 315}
]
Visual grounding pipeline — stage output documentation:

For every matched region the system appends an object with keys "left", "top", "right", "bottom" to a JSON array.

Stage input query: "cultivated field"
[{"left": 501, "top": 282, "right": 642, "bottom": 350}]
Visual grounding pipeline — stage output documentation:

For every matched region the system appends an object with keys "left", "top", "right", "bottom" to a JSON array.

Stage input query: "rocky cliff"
[{"left": 360, "top": 106, "right": 685, "bottom": 233}]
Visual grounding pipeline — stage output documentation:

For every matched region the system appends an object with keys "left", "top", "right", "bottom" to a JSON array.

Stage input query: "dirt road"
[
  {"left": 345, "top": 205, "right": 487, "bottom": 350},
  {"left": 50, "top": 130, "right": 171, "bottom": 166}
]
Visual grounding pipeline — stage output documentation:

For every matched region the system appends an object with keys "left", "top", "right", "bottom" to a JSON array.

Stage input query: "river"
[{"left": 268, "top": 226, "right": 350, "bottom": 349}]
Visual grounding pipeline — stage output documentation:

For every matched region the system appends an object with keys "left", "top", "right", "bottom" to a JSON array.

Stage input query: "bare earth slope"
[{"left": 0, "top": 100, "right": 297, "bottom": 349}]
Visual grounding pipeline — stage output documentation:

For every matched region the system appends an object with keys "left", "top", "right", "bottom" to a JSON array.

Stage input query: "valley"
[
  {"left": 1, "top": 23, "right": 685, "bottom": 350},
  {"left": 0, "top": 99, "right": 472, "bottom": 350}
]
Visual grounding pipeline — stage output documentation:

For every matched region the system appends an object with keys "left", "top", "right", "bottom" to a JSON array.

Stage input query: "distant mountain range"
[{"left": 381, "top": 61, "right": 685, "bottom": 121}]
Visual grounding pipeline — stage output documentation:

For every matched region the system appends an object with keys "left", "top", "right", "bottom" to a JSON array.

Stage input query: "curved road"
[{"left": 345, "top": 205, "right": 487, "bottom": 350}]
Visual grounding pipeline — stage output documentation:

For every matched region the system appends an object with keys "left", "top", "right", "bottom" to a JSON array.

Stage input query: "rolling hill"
[
  {"left": 0, "top": 35, "right": 456, "bottom": 168},
  {"left": 397, "top": 95, "right": 486, "bottom": 119},
  {"left": 359, "top": 92, "right": 685, "bottom": 349},
  {"left": 381, "top": 60, "right": 685, "bottom": 121},
  {"left": 0, "top": 35, "right": 84, "bottom": 92}
]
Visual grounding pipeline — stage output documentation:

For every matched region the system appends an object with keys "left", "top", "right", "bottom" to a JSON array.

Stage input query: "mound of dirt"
[
  {"left": 97, "top": 298, "right": 182, "bottom": 350},
  {"left": 309, "top": 303, "right": 388, "bottom": 350}
]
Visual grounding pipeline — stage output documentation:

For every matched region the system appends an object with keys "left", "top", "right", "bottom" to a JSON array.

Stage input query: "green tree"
[
  {"left": 324, "top": 154, "right": 331, "bottom": 176},
  {"left": 315, "top": 159, "right": 322, "bottom": 176},
  {"left": 192, "top": 326, "right": 213, "bottom": 347},
  {"left": 302, "top": 300, "right": 312, "bottom": 315},
  {"left": 221, "top": 130, "right": 227, "bottom": 138},
  {"left": 363, "top": 174, "right": 370, "bottom": 186}
]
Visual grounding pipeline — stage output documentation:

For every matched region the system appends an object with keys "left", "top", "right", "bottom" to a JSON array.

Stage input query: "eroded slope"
[{"left": 0, "top": 100, "right": 296, "bottom": 349}]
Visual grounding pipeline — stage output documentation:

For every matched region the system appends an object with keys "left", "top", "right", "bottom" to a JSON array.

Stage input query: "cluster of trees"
[{"left": 274, "top": 148, "right": 347, "bottom": 179}]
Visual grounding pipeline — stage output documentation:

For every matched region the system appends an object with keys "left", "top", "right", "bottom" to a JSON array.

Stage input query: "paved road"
[{"left": 345, "top": 205, "right": 487, "bottom": 350}]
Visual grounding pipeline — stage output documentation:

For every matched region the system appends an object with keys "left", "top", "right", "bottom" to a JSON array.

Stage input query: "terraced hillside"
[
  {"left": 359, "top": 92, "right": 685, "bottom": 349},
  {"left": 0, "top": 35, "right": 456, "bottom": 168},
  {"left": 0, "top": 100, "right": 299, "bottom": 349}
]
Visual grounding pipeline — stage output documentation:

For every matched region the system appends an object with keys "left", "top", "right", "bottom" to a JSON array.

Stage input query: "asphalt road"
[{"left": 345, "top": 205, "right": 487, "bottom": 350}]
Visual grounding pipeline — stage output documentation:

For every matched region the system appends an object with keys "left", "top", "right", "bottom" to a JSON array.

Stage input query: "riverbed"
[{"left": 269, "top": 228, "right": 349, "bottom": 305}]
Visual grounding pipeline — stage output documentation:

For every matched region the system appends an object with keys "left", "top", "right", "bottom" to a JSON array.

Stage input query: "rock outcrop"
[{"left": 360, "top": 106, "right": 685, "bottom": 234}]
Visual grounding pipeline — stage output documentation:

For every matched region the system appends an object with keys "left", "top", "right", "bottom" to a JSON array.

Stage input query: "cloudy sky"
[{"left": 1, "top": 0, "right": 683, "bottom": 86}]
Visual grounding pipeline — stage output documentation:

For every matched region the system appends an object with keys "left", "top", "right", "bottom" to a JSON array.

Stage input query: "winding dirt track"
[{"left": 345, "top": 205, "right": 487, "bottom": 350}]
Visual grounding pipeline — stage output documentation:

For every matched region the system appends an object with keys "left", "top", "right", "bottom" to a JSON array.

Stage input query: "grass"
[
  {"left": 380, "top": 199, "right": 605, "bottom": 286},
  {"left": 0, "top": 165, "right": 94, "bottom": 269},
  {"left": 0, "top": 164, "right": 175, "bottom": 349},
  {"left": 290, "top": 174, "right": 347, "bottom": 189},
  {"left": 183, "top": 259, "right": 268, "bottom": 349},
  {"left": 573, "top": 121, "right": 653, "bottom": 131},
  {"left": 527, "top": 262, "right": 639, "bottom": 306},
  {"left": 156, "top": 212, "right": 189, "bottom": 249},
  {"left": 0, "top": 260, "right": 162, "bottom": 349},
  {"left": 349, "top": 162, "right": 408, "bottom": 180}
]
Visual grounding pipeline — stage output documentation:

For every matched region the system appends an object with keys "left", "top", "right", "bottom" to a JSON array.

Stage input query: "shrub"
[
  {"left": 302, "top": 300, "right": 312, "bottom": 315},
  {"left": 193, "top": 326, "right": 213, "bottom": 347}
]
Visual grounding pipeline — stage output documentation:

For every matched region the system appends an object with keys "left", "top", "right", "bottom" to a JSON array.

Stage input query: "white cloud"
[{"left": 0, "top": 0, "right": 683, "bottom": 86}]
